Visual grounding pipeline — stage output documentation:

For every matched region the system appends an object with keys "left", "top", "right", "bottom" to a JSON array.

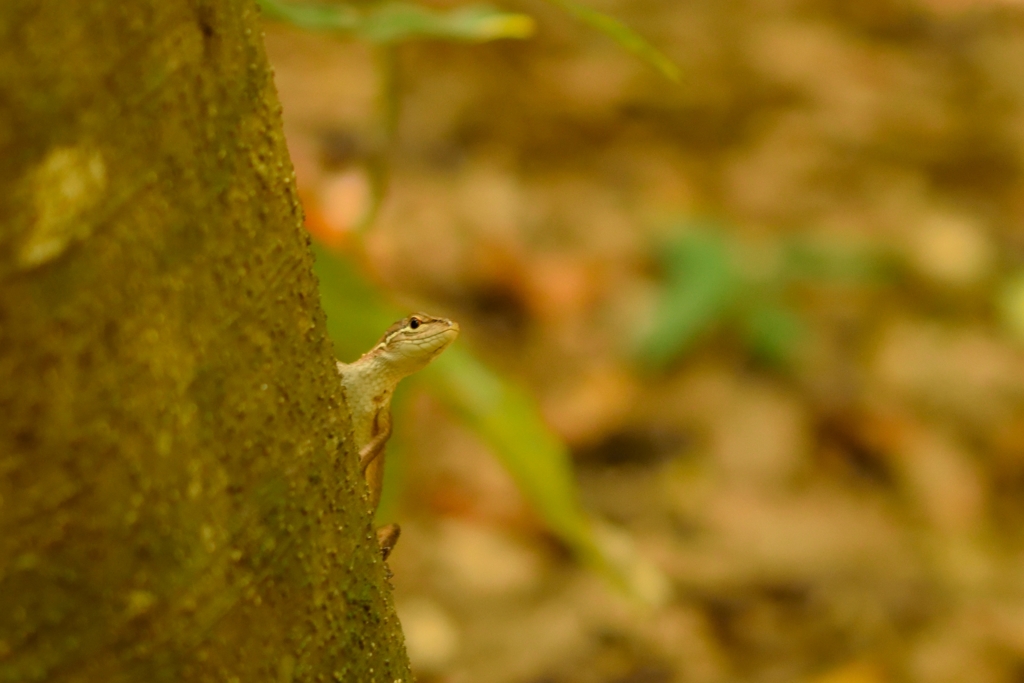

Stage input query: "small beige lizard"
[{"left": 337, "top": 313, "right": 459, "bottom": 558}]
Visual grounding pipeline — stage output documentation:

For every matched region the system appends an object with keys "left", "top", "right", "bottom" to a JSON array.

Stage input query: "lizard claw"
[{"left": 377, "top": 523, "right": 401, "bottom": 560}]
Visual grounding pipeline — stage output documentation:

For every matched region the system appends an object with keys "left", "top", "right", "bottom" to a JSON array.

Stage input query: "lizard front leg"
[
  {"left": 359, "top": 411, "right": 394, "bottom": 558},
  {"left": 358, "top": 427, "right": 390, "bottom": 473},
  {"left": 357, "top": 437, "right": 400, "bottom": 559},
  {"left": 359, "top": 411, "right": 391, "bottom": 512},
  {"left": 354, "top": 433, "right": 398, "bottom": 558}
]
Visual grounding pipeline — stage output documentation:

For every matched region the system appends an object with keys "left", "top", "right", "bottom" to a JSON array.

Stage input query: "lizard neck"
[
  {"left": 339, "top": 350, "right": 407, "bottom": 446},
  {"left": 347, "top": 346, "right": 417, "bottom": 393}
]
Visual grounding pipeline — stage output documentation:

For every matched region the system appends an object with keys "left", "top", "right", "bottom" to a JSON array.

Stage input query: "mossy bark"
[{"left": 0, "top": 1, "right": 411, "bottom": 681}]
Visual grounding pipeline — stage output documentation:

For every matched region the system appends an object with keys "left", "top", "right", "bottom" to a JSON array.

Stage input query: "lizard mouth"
[
  {"left": 409, "top": 323, "right": 459, "bottom": 352},
  {"left": 424, "top": 321, "right": 459, "bottom": 339}
]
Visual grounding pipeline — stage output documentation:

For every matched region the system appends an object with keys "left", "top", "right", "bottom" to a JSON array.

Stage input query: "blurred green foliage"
[
  {"left": 639, "top": 229, "right": 739, "bottom": 368},
  {"left": 639, "top": 222, "right": 887, "bottom": 369},
  {"left": 544, "top": 0, "right": 679, "bottom": 81},
  {"left": 257, "top": 0, "right": 535, "bottom": 43},
  {"left": 257, "top": 0, "right": 678, "bottom": 80}
]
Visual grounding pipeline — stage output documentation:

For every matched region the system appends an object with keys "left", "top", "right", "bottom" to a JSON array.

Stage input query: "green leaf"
[
  {"left": 422, "top": 348, "right": 609, "bottom": 572},
  {"left": 740, "top": 303, "right": 806, "bottom": 365},
  {"left": 359, "top": 3, "right": 535, "bottom": 42},
  {"left": 638, "top": 230, "right": 737, "bottom": 369},
  {"left": 312, "top": 246, "right": 398, "bottom": 359},
  {"left": 542, "top": 0, "right": 680, "bottom": 82},
  {"left": 258, "top": 0, "right": 535, "bottom": 43},
  {"left": 257, "top": 0, "right": 359, "bottom": 32}
]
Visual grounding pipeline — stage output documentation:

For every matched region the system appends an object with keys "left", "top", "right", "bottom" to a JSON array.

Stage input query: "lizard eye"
[{"left": 409, "top": 318, "right": 420, "bottom": 330}]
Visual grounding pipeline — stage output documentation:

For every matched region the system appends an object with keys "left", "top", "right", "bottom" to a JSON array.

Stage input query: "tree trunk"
[{"left": 0, "top": 1, "right": 411, "bottom": 681}]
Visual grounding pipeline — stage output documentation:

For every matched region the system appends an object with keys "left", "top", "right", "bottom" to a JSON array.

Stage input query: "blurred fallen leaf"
[
  {"left": 431, "top": 519, "right": 547, "bottom": 597},
  {"left": 871, "top": 320, "right": 1024, "bottom": 428},
  {"left": 319, "top": 167, "right": 373, "bottom": 234},
  {"left": 907, "top": 210, "right": 994, "bottom": 288},
  {"left": 300, "top": 187, "right": 353, "bottom": 251},
  {"left": 396, "top": 596, "right": 461, "bottom": 672},
  {"left": 541, "top": 364, "right": 637, "bottom": 446},
  {"left": 893, "top": 422, "right": 984, "bottom": 536},
  {"left": 809, "top": 661, "right": 886, "bottom": 683},
  {"left": 523, "top": 254, "right": 602, "bottom": 322}
]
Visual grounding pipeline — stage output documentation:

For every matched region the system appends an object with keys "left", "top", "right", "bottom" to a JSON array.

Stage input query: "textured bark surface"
[{"left": 0, "top": 1, "right": 411, "bottom": 681}]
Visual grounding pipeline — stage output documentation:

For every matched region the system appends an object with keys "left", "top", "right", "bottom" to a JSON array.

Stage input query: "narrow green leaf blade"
[
  {"left": 543, "top": 0, "right": 680, "bottom": 82},
  {"left": 740, "top": 303, "right": 806, "bottom": 365},
  {"left": 638, "top": 231, "right": 737, "bottom": 368},
  {"left": 361, "top": 3, "right": 535, "bottom": 43},
  {"left": 256, "top": 0, "right": 359, "bottom": 32},
  {"left": 423, "top": 349, "right": 609, "bottom": 570},
  {"left": 258, "top": 0, "right": 534, "bottom": 43}
]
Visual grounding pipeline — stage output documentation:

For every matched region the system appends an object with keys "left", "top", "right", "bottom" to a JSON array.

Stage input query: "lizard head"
[{"left": 375, "top": 313, "right": 459, "bottom": 375}]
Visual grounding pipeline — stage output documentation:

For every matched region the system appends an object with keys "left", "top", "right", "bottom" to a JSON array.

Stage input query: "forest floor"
[{"left": 265, "top": 2, "right": 1024, "bottom": 681}]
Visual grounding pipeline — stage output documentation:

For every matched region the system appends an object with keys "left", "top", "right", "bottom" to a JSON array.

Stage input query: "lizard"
[{"left": 337, "top": 312, "right": 459, "bottom": 559}]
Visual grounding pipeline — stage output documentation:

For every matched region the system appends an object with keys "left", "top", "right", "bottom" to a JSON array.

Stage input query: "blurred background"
[{"left": 260, "top": 0, "right": 1024, "bottom": 681}]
